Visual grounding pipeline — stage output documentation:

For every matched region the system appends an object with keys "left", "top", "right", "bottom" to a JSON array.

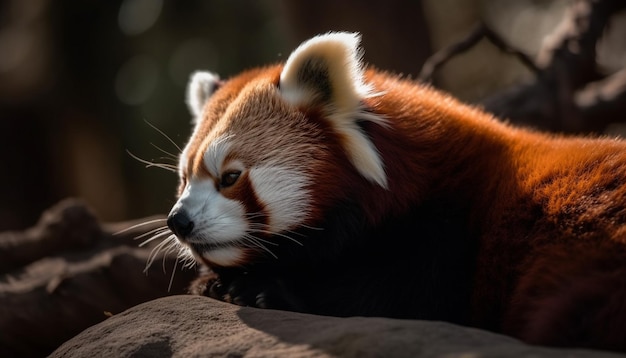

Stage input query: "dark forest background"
[{"left": 1, "top": 0, "right": 625, "bottom": 231}]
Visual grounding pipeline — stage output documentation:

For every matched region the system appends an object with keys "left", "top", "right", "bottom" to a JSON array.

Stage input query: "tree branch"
[
  {"left": 421, "top": 0, "right": 626, "bottom": 134},
  {"left": 419, "top": 23, "right": 540, "bottom": 83}
]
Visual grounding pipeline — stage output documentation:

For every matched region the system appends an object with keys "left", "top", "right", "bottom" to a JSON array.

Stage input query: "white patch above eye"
[
  {"left": 249, "top": 166, "right": 310, "bottom": 233},
  {"left": 202, "top": 134, "right": 233, "bottom": 177},
  {"left": 186, "top": 71, "right": 221, "bottom": 122},
  {"left": 279, "top": 32, "right": 388, "bottom": 189}
]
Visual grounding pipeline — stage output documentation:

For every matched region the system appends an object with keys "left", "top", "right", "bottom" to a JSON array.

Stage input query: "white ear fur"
[
  {"left": 279, "top": 32, "right": 372, "bottom": 110},
  {"left": 186, "top": 71, "right": 221, "bottom": 122},
  {"left": 279, "top": 32, "right": 388, "bottom": 189}
]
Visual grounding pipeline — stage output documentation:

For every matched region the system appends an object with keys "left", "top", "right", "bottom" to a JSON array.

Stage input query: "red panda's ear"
[
  {"left": 186, "top": 71, "right": 221, "bottom": 123},
  {"left": 279, "top": 32, "right": 372, "bottom": 114},
  {"left": 279, "top": 32, "right": 389, "bottom": 189}
]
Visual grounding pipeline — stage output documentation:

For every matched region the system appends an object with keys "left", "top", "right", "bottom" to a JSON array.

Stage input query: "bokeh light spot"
[
  {"left": 115, "top": 55, "right": 159, "bottom": 105},
  {"left": 118, "top": 0, "right": 163, "bottom": 36},
  {"left": 169, "top": 38, "right": 219, "bottom": 87}
]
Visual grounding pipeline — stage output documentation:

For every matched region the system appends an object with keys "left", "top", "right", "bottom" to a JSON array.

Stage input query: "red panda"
[{"left": 165, "top": 32, "right": 626, "bottom": 352}]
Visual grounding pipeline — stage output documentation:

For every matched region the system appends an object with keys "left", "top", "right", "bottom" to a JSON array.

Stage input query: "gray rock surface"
[{"left": 52, "top": 295, "right": 624, "bottom": 358}]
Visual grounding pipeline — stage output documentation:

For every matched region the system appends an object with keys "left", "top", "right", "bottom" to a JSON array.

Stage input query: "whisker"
[
  {"left": 246, "top": 224, "right": 304, "bottom": 247},
  {"left": 245, "top": 213, "right": 268, "bottom": 220},
  {"left": 244, "top": 216, "right": 322, "bottom": 238},
  {"left": 243, "top": 234, "right": 272, "bottom": 248},
  {"left": 113, "top": 218, "right": 168, "bottom": 235},
  {"left": 299, "top": 224, "right": 324, "bottom": 231},
  {"left": 241, "top": 228, "right": 280, "bottom": 247},
  {"left": 153, "top": 155, "right": 178, "bottom": 165},
  {"left": 145, "top": 239, "right": 166, "bottom": 270},
  {"left": 251, "top": 229, "right": 303, "bottom": 246},
  {"left": 177, "top": 245, "right": 196, "bottom": 269},
  {"left": 243, "top": 235, "right": 279, "bottom": 259},
  {"left": 168, "top": 257, "right": 178, "bottom": 292},
  {"left": 163, "top": 240, "right": 179, "bottom": 273},
  {"left": 138, "top": 226, "right": 195, "bottom": 294},
  {"left": 134, "top": 226, "right": 169, "bottom": 241},
  {"left": 150, "top": 142, "right": 179, "bottom": 161},
  {"left": 143, "top": 118, "right": 183, "bottom": 153},
  {"left": 145, "top": 236, "right": 176, "bottom": 272},
  {"left": 278, "top": 228, "right": 308, "bottom": 238},
  {"left": 139, "top": 230, "right": 173, "bottom": 247},
  {"left": 126, "top": 150, "right": 178, "bottom": 173}
]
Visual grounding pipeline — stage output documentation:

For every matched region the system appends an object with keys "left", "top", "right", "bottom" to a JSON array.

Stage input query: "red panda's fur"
[
  {"left": 169, "top": 33, "right": 626, "bottom": 352},
  {"left": 365, "top": 69, "right": 626, "bottom": 348}
]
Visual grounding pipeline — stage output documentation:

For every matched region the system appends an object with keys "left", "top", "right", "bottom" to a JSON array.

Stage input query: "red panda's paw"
[
  {"left": 205, "top": 272, "right": 307, "bottom": 312},
  {"left": 188, "top": 270, "right": 219, "bottom": 296}
]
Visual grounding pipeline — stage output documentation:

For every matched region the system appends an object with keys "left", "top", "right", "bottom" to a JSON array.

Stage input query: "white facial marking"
[
  {"left": 171, "top": 178, "right": 248, "bottom": 266},
  {"left": 202, "top": 134, "right": 232, "bottom": 177},
  {"left": 249, "top": 166, "right": 310, "bottom": 232},
  {"left": 203, "top": 247, "right": 243, "bottom": 267}
]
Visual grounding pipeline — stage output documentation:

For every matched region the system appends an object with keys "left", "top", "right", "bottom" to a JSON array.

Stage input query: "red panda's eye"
[{"left": 220, "top": 170, "right": 241, "bottom": 188}]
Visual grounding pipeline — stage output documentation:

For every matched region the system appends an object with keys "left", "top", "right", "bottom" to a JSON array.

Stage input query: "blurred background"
[{"left": 0, "top": 0, "right": 624, "bottom": 231}]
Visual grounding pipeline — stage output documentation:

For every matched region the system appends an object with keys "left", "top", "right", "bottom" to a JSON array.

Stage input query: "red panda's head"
[{"left": 167, "top": 32, "right": 389, "bottom": 268}]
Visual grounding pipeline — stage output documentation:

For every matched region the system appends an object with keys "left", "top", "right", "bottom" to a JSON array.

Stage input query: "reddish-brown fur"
[
  {"left": 188, "top": 64, "right": 626, "bottom": 351},
  {"left": 363, "top": 69, "right": 626, "bottom": 349}
]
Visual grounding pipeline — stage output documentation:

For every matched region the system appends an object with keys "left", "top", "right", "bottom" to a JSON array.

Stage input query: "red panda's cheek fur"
[
  {"left": 290, "top": 110, "right": 367, "bottom": 224},
  {"left": 303, "top": 130, "right": 390, "bottom": 228},
  {"left": 302, "top": 104, "right": 426, "bottom": 226}
]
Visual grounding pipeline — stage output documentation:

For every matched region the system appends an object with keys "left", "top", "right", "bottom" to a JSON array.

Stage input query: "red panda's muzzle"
[{"left": 167, "top": 209, "right": 194, "bottom": 239}]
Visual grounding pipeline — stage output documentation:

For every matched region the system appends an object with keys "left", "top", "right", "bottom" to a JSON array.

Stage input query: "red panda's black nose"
[{"left": 167, "top": 210, "right": 194, "bottom": 238}]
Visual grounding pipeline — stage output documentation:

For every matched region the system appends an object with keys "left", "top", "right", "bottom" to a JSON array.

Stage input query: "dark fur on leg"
[{"left": 505, "top": 242, "right": 626, "bottom": 350}]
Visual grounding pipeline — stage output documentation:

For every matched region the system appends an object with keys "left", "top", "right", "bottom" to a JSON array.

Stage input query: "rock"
[
  {"left": 0, "top": 199, "right": 197, "bottom": 357},
  {"left": 0, "top": 198, "right": 101, "bottom": 273},
  {"left": 52, "top": 295, "right": 623, "bottom": 358}
]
